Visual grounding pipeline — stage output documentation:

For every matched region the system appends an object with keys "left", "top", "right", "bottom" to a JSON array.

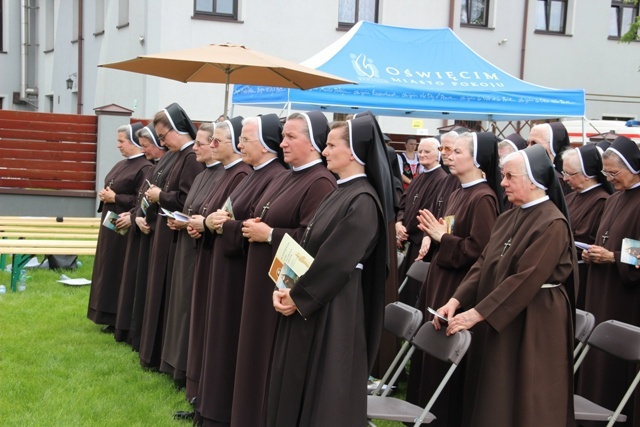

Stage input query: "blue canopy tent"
[{"left": 232, "top": 21, "right": 585, "bottom": 121}]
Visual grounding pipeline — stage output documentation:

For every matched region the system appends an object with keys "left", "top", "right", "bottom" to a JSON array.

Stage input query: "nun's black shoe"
[
  {"left": 173, "top": 411, "right": 194, "bottom": 421},
  {"left": 101, "top": 325, "right": 115, "bottom": 334}
]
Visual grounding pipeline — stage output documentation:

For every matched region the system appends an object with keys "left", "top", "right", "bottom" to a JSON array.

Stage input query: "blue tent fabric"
[{"left": 232, "top": 21, "right": 585, "bottom": 121}]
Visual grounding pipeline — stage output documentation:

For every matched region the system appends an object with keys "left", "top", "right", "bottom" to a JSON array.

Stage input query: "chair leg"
[{"left": 606, "top": 370, "right": 640, "bottom": 427}]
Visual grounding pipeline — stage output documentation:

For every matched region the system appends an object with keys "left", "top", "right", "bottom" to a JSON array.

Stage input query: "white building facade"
[{"left": 1, "top": 0, "right": 639, "bottom": 135}]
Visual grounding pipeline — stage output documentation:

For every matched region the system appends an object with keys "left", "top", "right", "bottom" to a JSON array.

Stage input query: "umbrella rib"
[{"left": 268, "top": 68, "right": 305, "bottom": 89}]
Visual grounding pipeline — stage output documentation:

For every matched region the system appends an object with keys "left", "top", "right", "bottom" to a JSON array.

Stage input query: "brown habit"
[
  {"left": 407, "top": 182, "right": 499, "bottom": 426},
  {"left": 230, "top": 163, "right": 336, "bottom": 427},
  {"left": 453, "top": 200, "right": 577, "bottom": 427},
  {"left": 396, "top": 166, "right": 448, "bottom": 307},
  {"left": 564, "top": 185, "right": 608, "bottom": 310},
  {"left": 195, "top": 159, "right": 286, "bottom": 426},
  {"left": 139, "top": 144, "right": 204, "bottom": 368},
  {"left": 88, "top": 154, "right": 151, "bottom": 326},
  {"left": 579, "top": 186, "right": 640, "bottom": 427},
  {"left": 159, "top": 162, "right": 225, "bottom": 382}
]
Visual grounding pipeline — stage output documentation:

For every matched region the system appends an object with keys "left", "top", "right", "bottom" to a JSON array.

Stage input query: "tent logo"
[{"left": 351, "top": 53, "right": 379, "bottom": 79}]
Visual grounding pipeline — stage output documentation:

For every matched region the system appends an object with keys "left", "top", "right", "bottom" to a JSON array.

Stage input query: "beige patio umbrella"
[{"left": 99, "top": 43, "right": 355, "bottom": 117}]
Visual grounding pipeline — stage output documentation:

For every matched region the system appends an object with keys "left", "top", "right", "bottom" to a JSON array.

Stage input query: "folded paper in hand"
[
  {"left": 159, "top": 208, "right": 190, "bottom": 222},
  {"left": 102, "top": 211, "right": 128, "bottom": 235},
  {"left": 269, "top": 233, "right": 314, "bottom": 289}
]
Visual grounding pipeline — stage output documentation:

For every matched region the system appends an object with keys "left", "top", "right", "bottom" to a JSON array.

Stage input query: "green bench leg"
[
  {"left": 10, "top": 254, "right": 31, "bottom": 293},
  {"left": 0, "top": 253, "right": 6, "bottom": 270}
]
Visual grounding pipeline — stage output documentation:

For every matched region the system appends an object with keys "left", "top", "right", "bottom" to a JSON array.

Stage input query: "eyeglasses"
[
  {"left": 500, "top": 172, "right": 527, "bottom": 181},
  {"left": 158, "top": 128, "right": 175, "bottom": 142},
  {"left": 210, "top": 137, "right": 229, "bottom": 148},
  {"left": 601, "top": 169, "right": 623, "bottom": 179},
  {"left": 194, "top": 141, "right": 209, "bottom": 147},
  {"left": 561, "top": 170, "right": 580, "bottom": 178},
  {"left": 239, "top": 136, "right": 257, "bottom": 144},
  {"left": 438, "top": 146, "right": 453, "bottom": 154}
]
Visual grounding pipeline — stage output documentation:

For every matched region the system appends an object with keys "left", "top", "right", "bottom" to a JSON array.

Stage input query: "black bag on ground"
[{"left": 42, "top": 255, "right": 78, "bottom": 270}]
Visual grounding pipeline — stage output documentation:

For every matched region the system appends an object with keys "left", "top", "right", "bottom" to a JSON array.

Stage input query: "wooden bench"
[{"left": 0, "top": 216, "right": 100, "bottom": 292}]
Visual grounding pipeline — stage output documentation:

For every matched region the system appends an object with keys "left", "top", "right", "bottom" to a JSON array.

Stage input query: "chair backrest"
[
  {"left": 384, "top": 301, "right": 423, "bottom": 342},
  {"left": 587, "top": 320, "right": 640, "bottom": 362},
  {"left": 575, "top": 309, "right": 596, "bottom": 344},
  {"left": 411, "top": 321, "right": 472, "bottom": 365},
  {"left": 407, "top": 261, "right": 430, "bottom": 283}
]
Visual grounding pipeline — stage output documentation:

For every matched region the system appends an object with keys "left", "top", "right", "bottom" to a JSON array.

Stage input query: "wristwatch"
[{"left": 267, "top": 228, "right": 273, "bottom": 245}]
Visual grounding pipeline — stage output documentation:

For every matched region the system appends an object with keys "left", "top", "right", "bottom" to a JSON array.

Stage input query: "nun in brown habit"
[
  {"left": 115, "top": 124, "right": 169, "bottom": 343},
  {"left": 268, "top": 112, "right": 394, "bottom": 427},
  {"left": 231, "top": 111, "right": 336, "bottom": 427},
  {"left": 88, "top": 122, "right": 152, "bottom": 328},
  {"left": 138, "top": 103, "right": 204, "bottom": 368},
  {"left": 193, "top": 114, "right": 287, "bottom": 426}
]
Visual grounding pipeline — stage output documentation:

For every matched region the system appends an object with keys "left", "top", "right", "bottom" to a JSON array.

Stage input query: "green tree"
[{"left": 621, "top": 0, "right": 640, "bottom": 42}]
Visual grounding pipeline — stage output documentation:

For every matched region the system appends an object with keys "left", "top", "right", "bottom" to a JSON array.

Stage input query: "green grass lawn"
[
  {"left": 0, "top": 256, "right": 191, "bottom": 426},
  {"left": 0, "top": 255, "right": 405, "bottom": 426}
]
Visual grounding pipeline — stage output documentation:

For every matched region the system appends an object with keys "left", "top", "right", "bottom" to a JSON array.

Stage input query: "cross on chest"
[
  {"left": 260, "top": 202, "right": 271, "bottom": 220},
  {"left": 501, "top": 238, "right": 512, "bottom": 257}
]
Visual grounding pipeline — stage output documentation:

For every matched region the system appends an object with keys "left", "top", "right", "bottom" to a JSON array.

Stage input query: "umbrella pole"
[{"left": 223, "top": 72, "right": 230, "bottom": 119}]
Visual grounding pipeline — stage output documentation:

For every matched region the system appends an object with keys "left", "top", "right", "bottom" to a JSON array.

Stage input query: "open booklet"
[
  {"left": 621, "top": 238, "right": 640, "bottom": 266},
  {"left": 222, "top": 197, "right": 235, "bottom": 220},
  {"left": 102, "top": 211, "right": 128, "bottom": 235},
  {"left": 159, "top": 208, "right": 190, "bottom": 222},
  {"left": 269, "top": 233, "right": 314, "bottom": 289}
]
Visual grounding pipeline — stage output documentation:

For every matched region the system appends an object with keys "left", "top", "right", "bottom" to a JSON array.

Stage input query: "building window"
[
  {"left": 0, "top": 1, "right": 3, "bottom": 51},
  {"left": 72, "top": 0, "right": 79, "bottom": 41},
  {"left": 535, "top": 0, "right": 567, "bottom": 33},
  {"left": 117, "top": 0, "right": 129, "bottom": 28},
  {"left": 338, "top": 0, "right": 378, "bottom": 29},
  {"left": 194, "top": 0, "right": 238, "bottom": 20},
  {"left": 610, "top": 1, "right": 638, "bottom": 39},
  {"left": 45, "top": 0, "right": 55, "bottom": 51},
  {"left": 95, "top": 0, "right": 105, "bottom": 35},
  {"left": 460, "top": 0, "right": 489, "bottom": 27}
]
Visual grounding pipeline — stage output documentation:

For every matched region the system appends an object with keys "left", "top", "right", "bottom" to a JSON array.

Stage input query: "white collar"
[
  {"left": 423, "top": 164, "right": 442, "bottom": 173},
  {"left": 292, "top": 158, "right": 322, "bottom": 172},
  {"left": 206, "top": 161, "right": 221, "bottom": 168},
  {"left": 253, "top": 157, "right": 278, "bottom": 171},
  {"left": 179, "top": 140, "right": 195, "bottom": 151},
  {"left": 521, "top": 195, "right": 550, "bottom": 209},
  {"left": 461, "top": 178, "right": 487, "bottom": 188},
  {"left": 337, "top": 173, "right": 366, "bottom": 185},
  {"left": 579, "top": 183, "right": 602, "bottom": 194},
  {"left": 630, "top": 181, "right": 640, "bottom": 190},
  {"left": 224, "top": 158, "right": 243, "bottom": 170},
  {"left": 127, "top": 153, "right": 145, "bottom": 160}
]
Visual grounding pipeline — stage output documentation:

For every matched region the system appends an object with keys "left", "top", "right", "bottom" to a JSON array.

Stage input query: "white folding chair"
[
  {"left": 367, "top": 322, "right": 471, "bottom": 426},
  {"left": 574, "top": 320, "right": 640, "bottom": 426},
  {"left": 574, "top": 308, "right": 596, "bottom": 373},
  {"left": 370, "top": 302, "right": 423, "bottom": 396},
  {"left": 398, "top": 261, "right": 430, "bottom": 295}
]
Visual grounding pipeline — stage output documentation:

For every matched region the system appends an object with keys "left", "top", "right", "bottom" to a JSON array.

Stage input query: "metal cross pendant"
[
  {"left": 260, "top": 202, "right": 271, "bottom": 220},
  {"left": 413, "top": 193, "right": 419, "bottom": 204},
  {"left": 501, "top": 238, "right": 512, "bottom": 257},
  {"left": 601, "top": 232, "right": 609, "bottom": 246}
]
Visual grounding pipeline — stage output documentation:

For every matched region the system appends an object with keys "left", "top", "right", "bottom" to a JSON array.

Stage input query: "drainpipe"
[
  {"left": 20, "top": 0, "right": 27, "bottom": 99},
  {"left": 520, "top": 0, "right": 529, "bottom": 80},
  {"left": 448, "top": 0, "right": 455, "bottom": 29},
  {"left": 77, "top": 0, "right": 84, "bottom": 114}
]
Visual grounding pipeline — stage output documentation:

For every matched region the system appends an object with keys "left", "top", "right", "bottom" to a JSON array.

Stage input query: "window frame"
[
  {"left": 117, "top": 0, "right": 130, "bottom": 29},
  {"left": 460, "top": 0, "right": 490, "bottom": 28},
  {"left": 534, "top": 0, "right": 568, "bottom": 34},
  {"left": 193, "top": 0, "right": 240, "bottom": 22},
  {"left": 337, "top": 0, "right": 379, "bottom": 30},
  {"left": 0, "top": 0, "right": 3, "bottom": 52},
  {"left": 609, "top": 0, "right": 639, "bottom": 40}
]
